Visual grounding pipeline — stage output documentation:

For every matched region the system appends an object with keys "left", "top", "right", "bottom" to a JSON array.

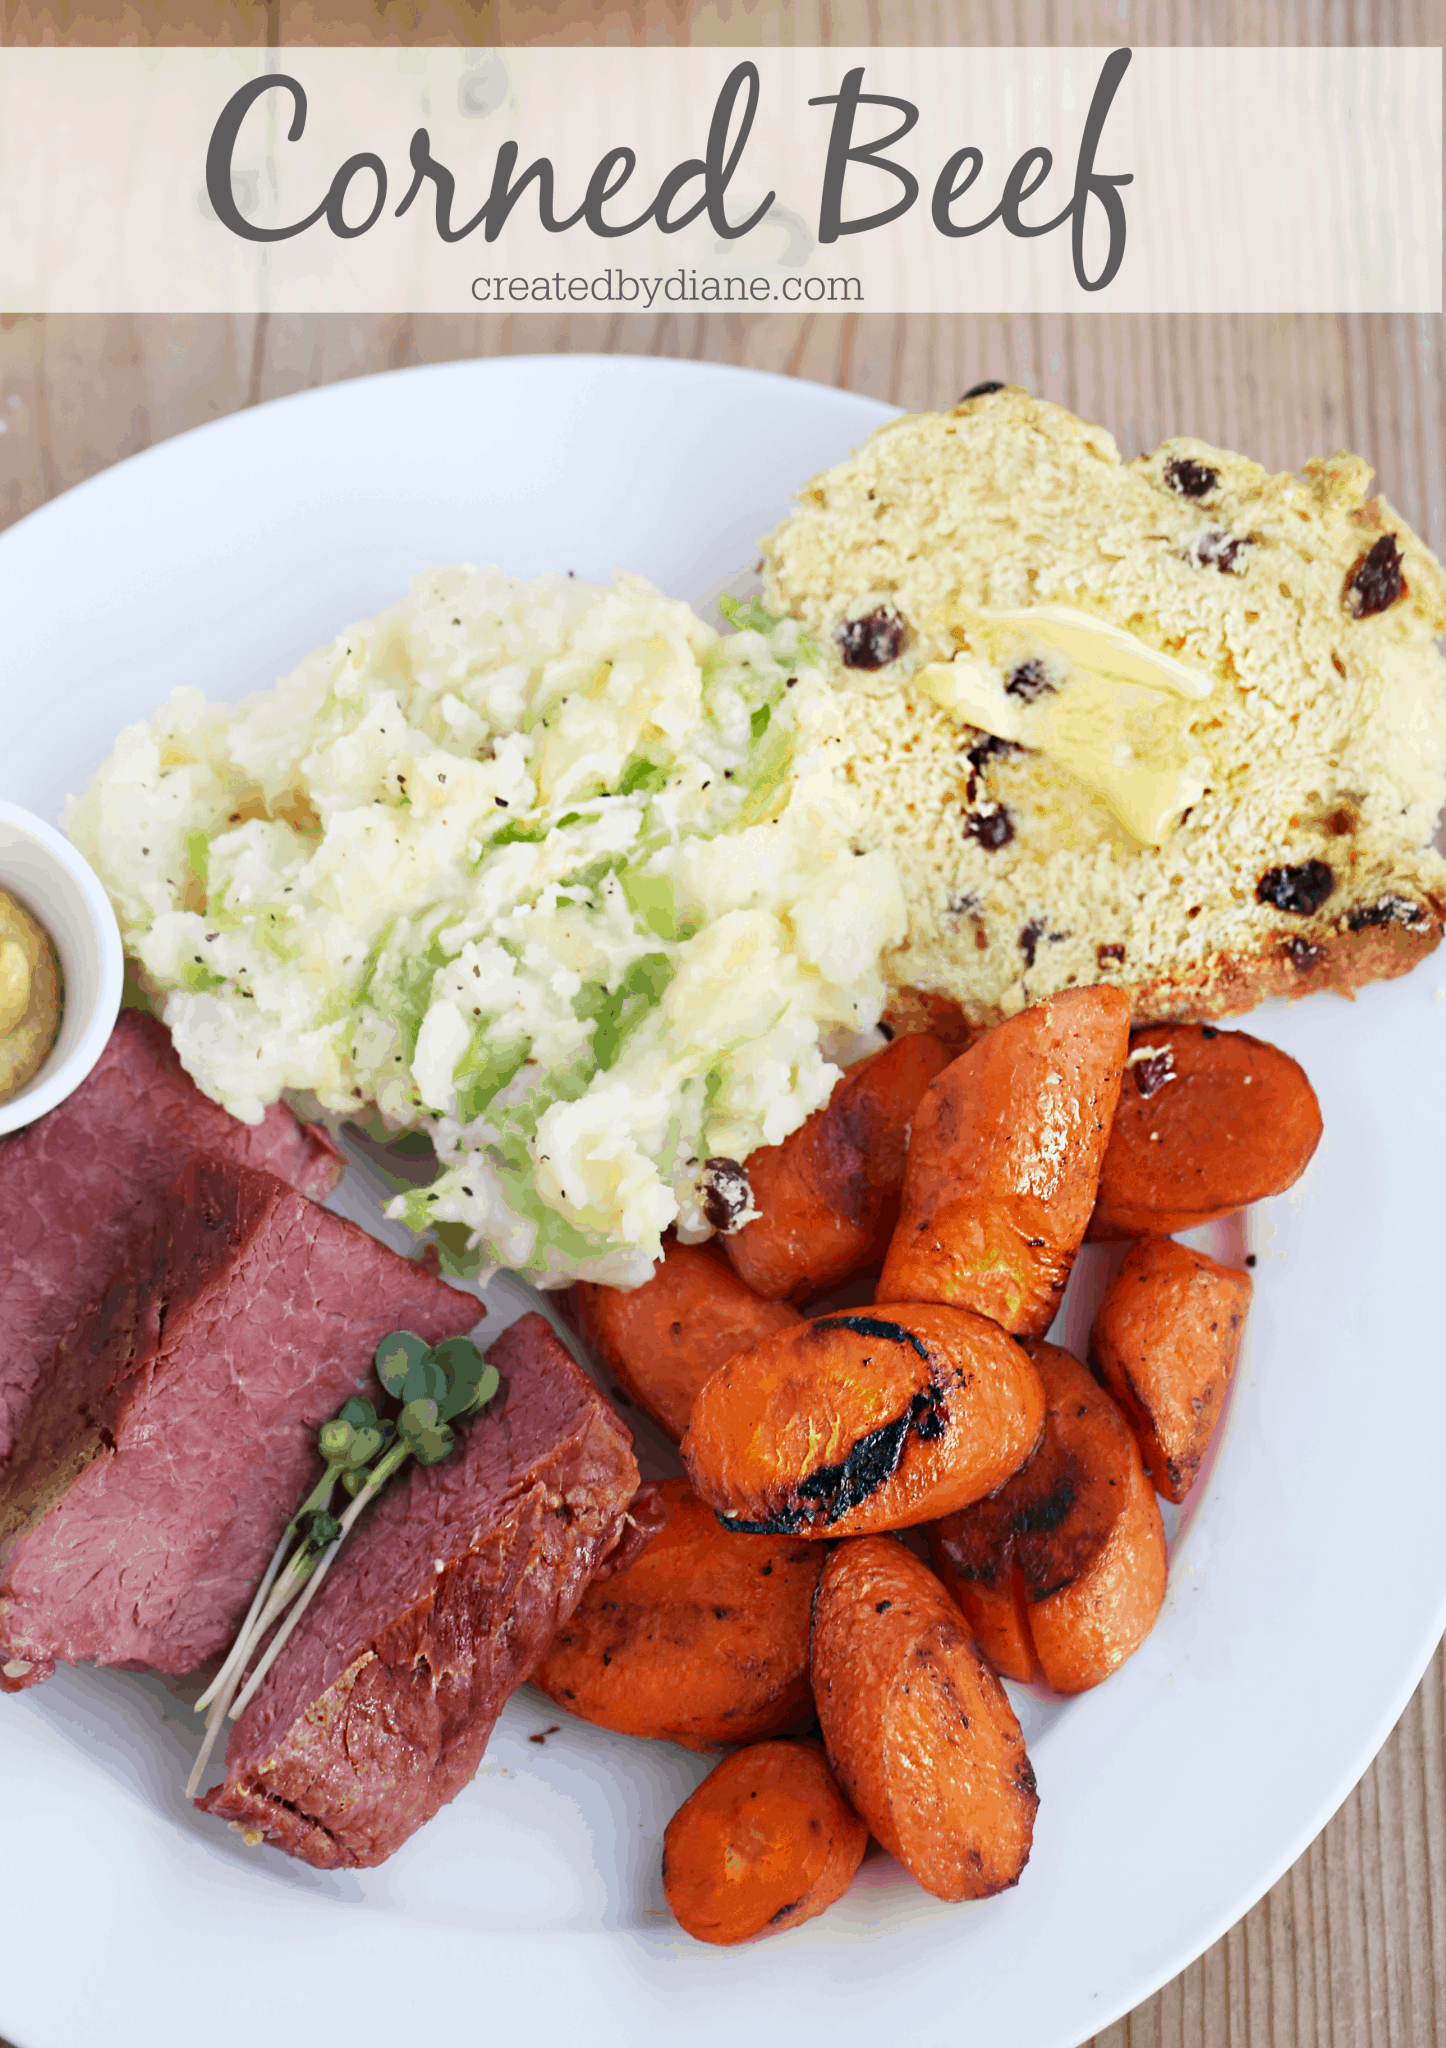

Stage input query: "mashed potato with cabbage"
[{"left": 66, "top": 569, "right": 905, "bottom": 1286}]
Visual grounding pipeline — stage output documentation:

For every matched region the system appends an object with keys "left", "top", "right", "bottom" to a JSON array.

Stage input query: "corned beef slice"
[
  {"left": 198, "top": 1313, "right": 637, "bottom": 1870},
  {"left": 0, "top": 1153, "right": 477, "bottom": 1692},
  {"left": 0, "top": 1010, "right": 343, "bottom": 1469}
]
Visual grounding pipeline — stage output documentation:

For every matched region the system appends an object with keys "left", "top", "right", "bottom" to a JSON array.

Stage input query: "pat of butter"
[{"left": 918, "top": 603, "right": 1214, "bottom": 846}]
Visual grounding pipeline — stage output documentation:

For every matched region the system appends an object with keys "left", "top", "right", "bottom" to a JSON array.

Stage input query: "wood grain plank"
[
  {"left": 0, "top": 0, "right": 270, "bottom": 40},
  {"left": 6, "top": 0, "right": 1440, "bottom": 44}
]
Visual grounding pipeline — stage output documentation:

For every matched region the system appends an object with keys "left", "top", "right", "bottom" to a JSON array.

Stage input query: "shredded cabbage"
[{"left": 66, "top": 568, "right": 905, "bottom": 1286}]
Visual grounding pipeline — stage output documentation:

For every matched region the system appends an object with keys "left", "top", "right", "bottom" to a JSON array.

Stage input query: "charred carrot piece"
[
  {"left": 722, "top": 1033, "right": 950, "bottom": 1304},
  {"left": 681, "top": 1303, "right": 1045, "bottom": 1540},
  {"left": 929, "top": 1341, "right": 1166, "bottom": 1695},
  {"left": 879, "top": 987, "right": 1130, "bottom": 1336}
]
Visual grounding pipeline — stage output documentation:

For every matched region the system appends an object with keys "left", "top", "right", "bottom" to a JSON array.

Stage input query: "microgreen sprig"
[{"left": 184, "top": 1329, "right": 497, "bottom": 1800}]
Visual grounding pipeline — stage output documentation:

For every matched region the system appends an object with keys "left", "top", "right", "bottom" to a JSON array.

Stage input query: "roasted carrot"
[
  {"left": 879, "top": 987, "right": 1130, "bottom": 1335},
  {"left": 722, "top": 1032, "right": 950, "bottom": 1303},
  {"left": 681, "top": 1303, "right": 1045, "bottom": 1539},
  {"left": 572, "top": 1239, "right": 802, "bottom": 1441},
  {"left": 1091, "top": 1235, "right": 1253, "bottom": 1502},
  {"left": 531, "top": 1478, "right": 821, "bottom": 1750},
  {"left": 880, "top": 987, "right": 980, "bottom": 1058},
  {"left": 811, "top": 1537, "right": 1037, "bottom": 1901},
  {"left": 1088, "top": 1023, "right": 1322, "bottom": 1239},
  {"left": 926, "top": 1538, "right": 1034, "bottom": 1684},
  {"left": 928, "top": 1342, "right": 1166, "bottom": 1695},
  {"left": 662, "top": 1739, "right": 868, "bottom": 1944}
]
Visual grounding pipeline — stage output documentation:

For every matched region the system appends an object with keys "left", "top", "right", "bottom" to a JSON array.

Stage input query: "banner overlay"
[{"left": 0, "top": 46, "right": 1438, "bottom": 314}]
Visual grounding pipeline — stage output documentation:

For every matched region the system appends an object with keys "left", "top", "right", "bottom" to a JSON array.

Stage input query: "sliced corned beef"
[
  {"left": 197, "top": 1312, "right": 636, "bottom": 1869},
  {"left": 0, "top": 1152, "right": 478, "bottom": 1692},
  {"left": 0, "top": 1009, "right": 343, "bottom": 1469}
]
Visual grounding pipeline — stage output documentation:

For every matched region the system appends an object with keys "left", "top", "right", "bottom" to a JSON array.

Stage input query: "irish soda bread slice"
[{"left": 764, "top": 388, "right": 1446, "bottom": 1029}]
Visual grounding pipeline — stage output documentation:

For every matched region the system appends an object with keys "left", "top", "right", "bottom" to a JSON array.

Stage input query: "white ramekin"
[{"left": 0, "top": 801, "right": 124, "bottom": 1137}]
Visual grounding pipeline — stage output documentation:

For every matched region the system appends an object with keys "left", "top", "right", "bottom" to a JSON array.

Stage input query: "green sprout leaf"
[
  {"left": 344, "top": 1423, "right": 385, "bottom": 1469},
  {"left": 398, "top": 1396, "right": 454, "bottom": 1465},
  {"left": 431, "top": 1336, "right": 498, "bottom": 1419},
  {"left": 410, "top": 1424, "right": 455, "bottom": 1465},
  {"left": 375, "top": 1329, "right": 432, "bottom": 1398},
  {"left": 317, "top": 1418, "right": 354, "bottom": 1461},
  {"left": 430, "top": 1335, "right": 484, "bottom": 1412},
  {"left": 401, "top": 1352, "right": 448, "bottom": 1406}
]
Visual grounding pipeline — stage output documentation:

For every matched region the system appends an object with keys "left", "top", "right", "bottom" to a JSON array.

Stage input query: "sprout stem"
[
  {"left": 186, "top": 1687, "right": 232, "bottom": 1801},
  {"left": 188, "top": 1330, "right": 493, "bottom": 1795},
  {"left": 194, "top": 1461, "right": 342, "bottom": 1715},
  {"left": 227, "top": 1536, "right": 342, "bottom": 1724},
  {"left": 225, "top": 1444, "right": 417, "bottom": 1723}
]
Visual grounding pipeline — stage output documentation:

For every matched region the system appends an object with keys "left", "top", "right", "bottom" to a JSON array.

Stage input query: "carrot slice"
[
  {"left": 926, "top": 1539, "right": 1035, "bottom": 1684},
  {"left": 572, "top": 1239, "right": 802, "bottom": 1441},
  {"left": 681, "top": 1303, "right": 1045, "bottom": 1539},
  {"left": 879, "top": 987, "right": 1129, "bottom": 1335},
  {"left": 662, "top": 1739, "right": 868, "bottom": 1944},
  {"left": 811, "top": 1537, "right": 1037, "bottom": 1901},
  {"left": 723, "top": 1033, "right": 950, "bottom": 1303},
  {"left": 531, "top": 1478, "right": 821, "bottom": 1750},
  {"left": 929, "top": 1342, "right": 1166, "bottom": 1694},
  {"left": 1091, "top": 1235, "right": 1252, "bottom": 1501},
  {"left": 1088, "top": 1023, "right": 1322, "bottom": 1239}
]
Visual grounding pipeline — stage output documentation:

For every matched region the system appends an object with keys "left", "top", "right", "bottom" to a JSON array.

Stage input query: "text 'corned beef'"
[{"left": 198, "top": 1312, "right": 637, "bottom": 1869}]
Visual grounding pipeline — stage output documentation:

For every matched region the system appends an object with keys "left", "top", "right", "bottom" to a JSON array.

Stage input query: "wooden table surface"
[{"left": 3, "top": 5, "right": 1444, "bottom": 2047}]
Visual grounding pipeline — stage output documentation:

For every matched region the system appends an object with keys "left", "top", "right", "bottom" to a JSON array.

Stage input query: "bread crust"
[{"left": 884, "top": 907, "right": 1442, "bottom": 1040}]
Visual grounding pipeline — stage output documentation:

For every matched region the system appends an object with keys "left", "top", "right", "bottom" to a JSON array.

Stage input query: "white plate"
[{"left": 2, "top": 355, "right": 1444, "bottom": 2048}]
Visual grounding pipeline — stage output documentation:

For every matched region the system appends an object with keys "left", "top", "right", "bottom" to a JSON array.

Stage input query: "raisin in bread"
[{"left": 765, "top": 387, "right": 1446, "bottom": 1032}]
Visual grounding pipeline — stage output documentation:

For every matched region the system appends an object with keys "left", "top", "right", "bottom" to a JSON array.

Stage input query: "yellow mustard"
[{"left": 0, "top": 889, "right": 61, "bottom": 1104}]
